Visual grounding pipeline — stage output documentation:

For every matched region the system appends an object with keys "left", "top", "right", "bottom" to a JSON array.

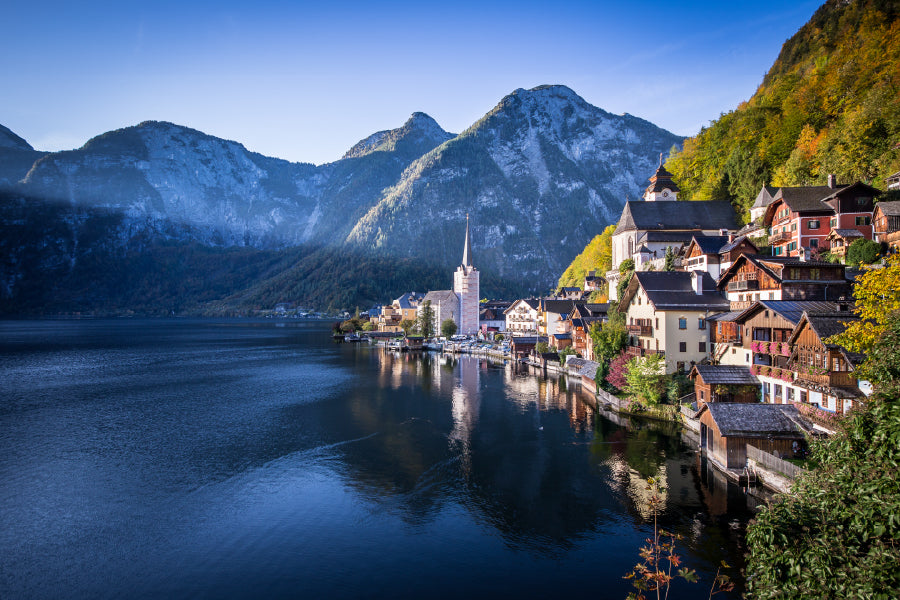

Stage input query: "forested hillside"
[{"left": 667, "top": 0, "right": 900, "bottom": 221}]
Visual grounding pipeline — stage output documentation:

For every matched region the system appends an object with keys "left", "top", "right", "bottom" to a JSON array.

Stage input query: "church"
[{"left": 419, "top": 215, "right": 480, "bottom": 336}]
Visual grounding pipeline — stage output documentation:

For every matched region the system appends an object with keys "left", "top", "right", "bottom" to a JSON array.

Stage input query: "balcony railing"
[
  {"left": 769, "top": 230, "right": 793, "bottom": 244},
  {"left": 727, "top": 279, "right": 760, "bottom": 291},
  {"left": 626, "top": 324, "right": 653, "bottom": 336},
  {"left": 625, "top": 346, "right": 664, "bottom": 359}
]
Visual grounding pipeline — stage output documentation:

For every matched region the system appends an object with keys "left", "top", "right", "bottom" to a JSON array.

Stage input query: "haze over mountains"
[{"left": 0, "top": 85, "right": 683, "bottom": 314}]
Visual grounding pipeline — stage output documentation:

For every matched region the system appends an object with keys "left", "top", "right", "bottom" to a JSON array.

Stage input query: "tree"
[
  {"left": 441, "top": 318, "right": 457, "bottom": 339},
  {"left": 624, "top": 353, "right": 667, "bottom": 405},
  {"left": 399, "top": 319, "right": 416, "bottom": 335},
  {"left": 606, "top": 351, "right": 631, "bottom": 392},
  {"left": 617, "top": 259, "right": 635, "bottom": 301},
  {"left": 590, "top": 301, "right": 628, "bottom": 363},
  {"left": 417, "top": 300, "right": 435, "bottom": 338},
  {"left": 362, "top": 320, "right": 376, "bottom": 332},
  {"left": 745, "top": 390, "right": 900, "bottom": 597},
  {"left": 845, "top": 237, "right": 880, "bottom": 266},
  {"left": 535, "top": 341, "right": 549, "bottom": 354},
  {"left": 829, "top": 254, "right": 900, "bottom": 364},
  {"left": 664, "top": 246, "right": 675, "bottom": 271}
]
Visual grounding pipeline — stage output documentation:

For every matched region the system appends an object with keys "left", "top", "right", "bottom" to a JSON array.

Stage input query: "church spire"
[{"left": 462, "top": 213, "right": 472, "bottom": 268}]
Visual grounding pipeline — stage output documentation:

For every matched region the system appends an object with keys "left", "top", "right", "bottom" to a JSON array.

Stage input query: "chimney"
[
  {"left": 691, "top": 270, "right": 703, "bottom": 295},
  {"left": 828, "top": 174, "right": 836, "bottom": 189}
]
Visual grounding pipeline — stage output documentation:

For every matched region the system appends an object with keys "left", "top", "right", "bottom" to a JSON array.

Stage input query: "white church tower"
[
  {"left": 643, "top": 157, "right": 680, "bottom": 202},
  {"left": 453, "top": 215, "right": 480, "bottom": 335}
]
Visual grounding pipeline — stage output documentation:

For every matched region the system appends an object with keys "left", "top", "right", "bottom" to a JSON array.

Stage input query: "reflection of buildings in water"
[
  {"left": 606, "top": 454, "right": 669, "bottom": 520},
  {"left": 501, "top": 367, "right": 595, "bottom": 433},
  {"left": 450, "top": 356, "right": 481, "bottom": 450}
]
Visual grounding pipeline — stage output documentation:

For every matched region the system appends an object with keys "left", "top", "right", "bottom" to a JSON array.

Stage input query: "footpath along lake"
[{"left": 0, "top": 319, "right": 759, "bottom": 599}]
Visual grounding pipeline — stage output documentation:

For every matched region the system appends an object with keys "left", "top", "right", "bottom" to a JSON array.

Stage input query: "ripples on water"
[{"left": 0, "top": 320, "right": 757, "bottom": 599}]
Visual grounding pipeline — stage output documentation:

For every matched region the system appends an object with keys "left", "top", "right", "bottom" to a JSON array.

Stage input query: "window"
[
  {"left": 856, "top": 216, "right": 871, "bottom": 226},
  {"left": 830, "top": 217, "right": 837, "bottom": 227},
  {"left": 676, "top": 361, "right": 685, "bottom": 372},
  {"left": 679, "top": 342, "right": 687, "bottom": 352},
  {"left": 808, "top": 220, "right": 820, "bottom": 230},
  {"left": 655, "top": 318, "right": 659, "bottom": 329},
  {"left": 787, "top": 388, "right": 795, "bottom": 402},
  {"left": 678, "top": 318, "right": 687, "bottom": 330},
  {"left": 810, "top": 238, "right": 819, "bottom": 249},
  {"left": 774, "top": 384, "right": 782, "bottom": 398},
  {"left": 732, "top": 348, "right": 736, "bottom": 354},
  {"left": 801, "top": 391, "right": 807, "bottom": 403},
  {"left": 698, "top": 318, "right": 705, "bottom": 329},
  {"left": 810, "top": 269, "right": 820, "bottom": 280},
  {"left": 700, "top": 390, "right": 705, "bottom": 401},
  {"left": 699, "top": 342, "right": 706, "bottom": 352},
  {"left": 787, "top": 242, "right": 797, "bottom": 252}
]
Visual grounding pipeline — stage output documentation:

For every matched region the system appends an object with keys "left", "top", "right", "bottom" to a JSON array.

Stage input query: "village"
[{"left": 335, "top": 164, "right": 900, "bottom": 493}]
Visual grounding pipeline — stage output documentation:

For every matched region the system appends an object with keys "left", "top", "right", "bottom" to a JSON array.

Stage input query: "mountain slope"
[
  {"left": 346, "top": 85, "right": 683, "bottom": 284},
  {"left": 667, "top": 0, "right": 900, "bottom": 218}
]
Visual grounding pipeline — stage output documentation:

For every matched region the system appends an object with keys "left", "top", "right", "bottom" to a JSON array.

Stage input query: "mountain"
[
  {"left": 0, "top": 85, "right": 683, "bottom": 314},
  {"left": 345, "top": 86, "right": 683, "bottom": 283},
  {"left": 666, "top": 0, "right": 900, "bottom": 219},
  {"left": 0, "top": 124, "right": 46, "bottom": 188}
]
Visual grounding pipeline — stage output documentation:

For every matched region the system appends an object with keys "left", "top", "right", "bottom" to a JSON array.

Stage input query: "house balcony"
[
  {"left": 625, "top": 346, "right": 664, "bottom": 359},
  {"left": 717, "top": 334, "right": 742, "bottom": 345},
  {"left": 727, "top": 279, "right": 759, "bottom": 292},
  {"left": 794, "top": 369, "right": 858, "bottom": 388},
  {"left": 626, "top": 324, "right": 653, "bottom": 337},
  {"left": 768, "top": 230, "right": 793, "bottom": 245}
]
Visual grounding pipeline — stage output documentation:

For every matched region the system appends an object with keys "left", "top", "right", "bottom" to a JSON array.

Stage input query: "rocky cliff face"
[
  {"left": 345, "top": 86, "right": 683, "bottom": 283},
  {"left": 1, "top": 85, "right": 684, "bottom": 309}
]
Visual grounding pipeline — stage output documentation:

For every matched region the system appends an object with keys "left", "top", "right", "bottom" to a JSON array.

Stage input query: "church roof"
[
  {"left": 614, "top": 200, "right": 739, "bottom": 235},
  {"left": 645, "top": 164, "right": 681, "bottom": 194}
]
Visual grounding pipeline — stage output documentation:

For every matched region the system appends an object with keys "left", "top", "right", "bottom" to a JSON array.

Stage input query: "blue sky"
[{"left": 2, "top": 0, "right": 822, "bottom": 165}]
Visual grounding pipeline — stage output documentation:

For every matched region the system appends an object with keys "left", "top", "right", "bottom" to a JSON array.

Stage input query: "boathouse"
[
  {"left": 689, "top": 365, "right": 759, "bottom": 408},
  {"left": 698, "top": 403, "right": 809, "bottom": 470}
]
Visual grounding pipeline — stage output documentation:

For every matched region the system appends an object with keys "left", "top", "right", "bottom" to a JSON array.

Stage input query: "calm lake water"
[{"left": 0, "top": 320, "right": 759, "bottom": 599}]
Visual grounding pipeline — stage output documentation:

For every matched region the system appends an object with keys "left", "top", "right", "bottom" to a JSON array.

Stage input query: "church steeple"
[
  {"left": 462, "top": 213, "right": 472, "bottom": 268},
  {"left": 643, "top": 159, "right": 680, "bottom": 202}
]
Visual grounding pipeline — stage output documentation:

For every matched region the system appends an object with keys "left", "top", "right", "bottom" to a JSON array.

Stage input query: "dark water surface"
[{"left": 0, "top": 320, "right": 758, "bottom": 599}]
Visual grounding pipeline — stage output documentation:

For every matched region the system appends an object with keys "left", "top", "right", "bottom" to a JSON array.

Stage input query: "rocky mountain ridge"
[{"left": 1, "top": 85, "right": 684, "bottom": 312}]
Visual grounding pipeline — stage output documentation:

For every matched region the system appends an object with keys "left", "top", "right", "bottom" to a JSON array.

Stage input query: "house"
[
  {"left": 888, "top": 171, "right": 900, "bottom": 190},
  {"left": 479, "top": 305, "right": 508, "bottom": 336},
  {"left": 558, "top": 287, "right": 585, "bottom": 300},
  {"left": 824, "top": 229, "right": 865, "bottom": 260},
  {"left": 570, "top": 303, "right": 608, "bottom": 360},
  {"left": 787, "top": 311, "right": 866, "bottom": 414},
  {"left": 539, "top": 299, "right": 578, "bottom": 338},
  {"left": 872, "top": 200, "right": 900, "bottom": 251},
  {"left": 509, "top": 335, "right": 547, "bottom": 360},
  {"left": 607, "top": 164, "right": 740, "bottom": 299},
  {"left": 683, "top": 234, "right": 758, "bottom": 281},
  {"left": 376, "top": 292, "right": 424, "bottom": 332},
  {"left": 689, "top": 365, "right": 759, "bottom": 407},
  {"left": 584, "top": 271, "right": 605, "bottom": 293},
  {"left": 716, "top": 254, "right": 851, "bottom": 310},
  {"left": 504, "top": 298, "right": 540, "bottom": 335},
  {"left": 619, "top": 271, "right": 730, "bottom": 373},
  {"left": 698, "top": 403, "right": 810, "bottom": 470},
  {"left": 762, "top": 178, "right": 880, "bottom": 258},
  {"left": 419, "top": 290, "right": 459, "bottom": 336}
]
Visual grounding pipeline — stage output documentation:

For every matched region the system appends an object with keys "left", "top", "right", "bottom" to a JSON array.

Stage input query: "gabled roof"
[
  {"left": 702, "top": 403, "right": 808, "bottom": 438},
  {"left": 577, "top": 360, "right": 601, "bottom": 380},
  {"left": 819, "top": 181, "right": 882, "bottom": 206},
  {"left": 422, "top": 290, "right": 458, "bottom": 305},
  {"left": 622, "top": 271, "right": 730, "bottom": 311},
  {"left": 826, "top": 228, "right": 865, "bottom": 240},
  {"left": 751, "top": 185, "right": 777, "bottom": 209},
  {"left": 504, "top": 298, "right": 540, "bottom": 314},
  {"left": 720, "top": 235, "right": 758, "bottom": 254},
  {"left": 565, "top": 357, "right": 590, "bottom": 370},
  {"left": 775, "top": 185, "right": 841, "bottom": 212},
  {"left": 873, "top": 200, "right": 900, "bottom": 217},
  {"left": 787, "top": 311, "right": 864, "bottom": 366},
  {"left": 394, "top": 292, "right": 423, "bottom": 309},
  {"left": 735, "top": 300, "right": 853, "bottom": 327},
  {"left": 542, "top": 299, "right": 576, "bottom": 315},
  {"left": 613, "top": 200, "right": 739, "bottom": 235},
  {"left": 689, "top": 235, "right": 732, "bottom": 255},
  {"left": 716, "top": 254, "right": 843, "bottom": 289},
  {"left": 689, "top": 365, "right": 759, "bottom": 385}
]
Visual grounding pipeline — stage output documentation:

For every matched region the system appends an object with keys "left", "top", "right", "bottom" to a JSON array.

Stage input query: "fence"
[
  {"left": 746, "top": 444, "right": 805, "bottom": 479},
  {"left": 595, "top": 388, "right": 627, "bottom": 411}
]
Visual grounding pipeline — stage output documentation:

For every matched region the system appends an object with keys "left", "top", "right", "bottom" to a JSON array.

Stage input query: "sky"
[{"left": 2, "top": 0, "right": 823, "bottom": 165}]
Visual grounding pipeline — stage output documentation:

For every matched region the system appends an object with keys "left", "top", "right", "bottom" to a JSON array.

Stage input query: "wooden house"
[
  {"left": 873, "top": 200, "right": 900, "bottom": 251},
  {"left": 787, "top": 311, "right": 866, "bottom": 414},
  {"left": 717, "top": 254, "right": 851, "bottom": 310},
  {"left": 699, "top": 403, "right": 809, "bottom": 470},
  {"left": 824, "top": 229, "right": 864, "bottom": 260},
  {"left": 683, "top": 234, "right": 758, "bottom": 280},
  {"left": 689, "top": 365, "right": 759, "bottom": 407},
  {"left": 509, "top": 336, "right": 547, "bottom": 360}
]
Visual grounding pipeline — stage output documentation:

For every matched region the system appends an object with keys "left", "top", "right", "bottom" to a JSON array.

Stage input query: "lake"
[{"left": 0, "top": 319, "right": 759, "bottom": 599}]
